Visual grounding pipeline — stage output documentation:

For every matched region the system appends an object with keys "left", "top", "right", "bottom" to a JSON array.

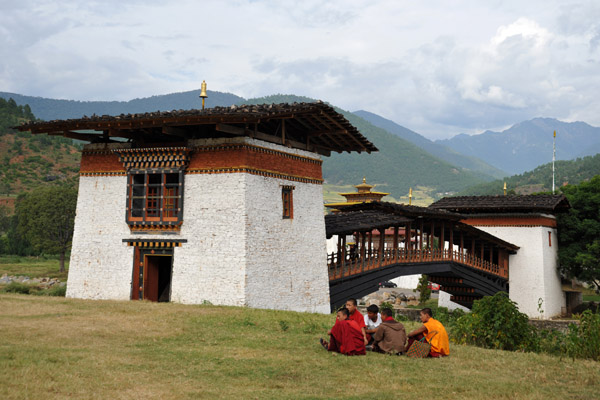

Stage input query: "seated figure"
[
  {"left": 406, "top": 308, "right": 450, "bottom": 357},
  {"left": 364, "top": 304, "right": 382, "bottom": 345},
  {"left": 372, "top": 308, "right": 407, "bottom": 355},
  {"left": 320, "top": 307, "right": 366, "bottom": 356}
]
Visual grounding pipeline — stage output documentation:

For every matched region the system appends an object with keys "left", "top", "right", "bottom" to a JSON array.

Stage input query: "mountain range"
[
  {"left": 2, "top": 89, "right": 599, "bottom": 200},
  {"left": 436, "top": 118, "right": 600, "bottom": 175}
]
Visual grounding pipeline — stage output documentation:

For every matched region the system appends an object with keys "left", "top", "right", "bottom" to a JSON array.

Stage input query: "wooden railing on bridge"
[{"left": 327, "top": 248, "right": 508, "bottom": 281}]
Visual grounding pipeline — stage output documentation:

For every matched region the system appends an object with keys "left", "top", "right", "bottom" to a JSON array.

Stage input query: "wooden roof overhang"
[
  {"left": 430, "top": 194, "right": 570, "bottom": 214},
  {"left": 15, "top": 101, "right": 378, "bottom": 156},
  {"left": 326, "top": 201, "right": 519, "bottom": 253},
  {"left": 325, "top": 210, "right": 411, "bottom": 237}
]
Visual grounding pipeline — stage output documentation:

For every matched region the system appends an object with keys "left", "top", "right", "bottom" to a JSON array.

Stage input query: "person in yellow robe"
[{"left": 407, "top": 308, "right": 450, "bottom": 357}]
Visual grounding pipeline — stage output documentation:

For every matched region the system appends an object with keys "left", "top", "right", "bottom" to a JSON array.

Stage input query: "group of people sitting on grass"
[{"left": 319, "top": 298, "right": 449, "bottom": 357}]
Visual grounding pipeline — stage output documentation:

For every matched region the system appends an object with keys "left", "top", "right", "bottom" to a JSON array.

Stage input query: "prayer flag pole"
[{"left": 552, "top": 130, "right": 556, "bottom": 193}]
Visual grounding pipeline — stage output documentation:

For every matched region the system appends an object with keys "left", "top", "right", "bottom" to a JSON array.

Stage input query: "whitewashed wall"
[
  {"left": 391, "top": 275, "right": 421, "bottom": 289},
  {"left": 244, "top": 174, "right": 330, "bottom": 313},
  {"left": 67, "top": 138, "right": 331, "bottom": 313},
  {"left": 438, "top": 291, "right": 470, "bottom": 312},
  {"left": 474, "top": 224, "right": 564, "bottom": 319},
  {"left": 67, "top": 175, "right": 134, "bottom": 300},
  {"left": 169, "top": 173, "right": 248, "bottom": 306}
]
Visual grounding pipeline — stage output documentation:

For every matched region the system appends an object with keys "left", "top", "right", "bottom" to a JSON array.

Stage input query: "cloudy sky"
[{"left": 1, "top": 0, "right": 599, "bottom": 139}]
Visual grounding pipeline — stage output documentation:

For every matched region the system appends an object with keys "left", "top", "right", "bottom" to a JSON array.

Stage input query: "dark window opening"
[{"left": 282, "top": 186, "right": 294, "bottom": 219}]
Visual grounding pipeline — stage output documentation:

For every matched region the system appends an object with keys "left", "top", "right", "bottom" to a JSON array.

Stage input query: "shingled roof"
[
  {"left": 429, "top": 194, "right": 570, "bottom": 214},
  {"left": 339, "top": 201, "right": 465, "bottom": 221},
  {"left": 325, "top": 210, "right": 411, "bottom": 237},
  {"left": 15, "top": 101, "right": 377, "bottom": 156},
  {"left": 324, "top": 201, "right": 519, "bottom": 250}
]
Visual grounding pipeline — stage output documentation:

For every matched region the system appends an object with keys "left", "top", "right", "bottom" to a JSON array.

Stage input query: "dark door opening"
[{"left": 144, "top": 255, "right": 173, "bottom": 302}]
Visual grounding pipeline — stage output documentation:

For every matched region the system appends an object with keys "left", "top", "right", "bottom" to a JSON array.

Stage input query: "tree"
[
  {"left": 557, "top": 175, "right": 600, "bottom": 292},
  {"left": 16, "top": 186, "right": 77, "bottom": 272},
  {"left": 414, "top": 274, "right": 432, "bottom": 304}
]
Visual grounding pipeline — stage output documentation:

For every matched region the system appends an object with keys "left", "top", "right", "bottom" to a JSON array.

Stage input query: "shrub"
[
  {"left": 566, "top": 310, "right": 600, "bottom": 361},
  {"left": 278, "top": 320, "right": 289, "bottom": 332},
  {"left": 537, "top": 329, "right": 567, "bottom": 357},
  {"left": 380, "top": 301, "right": 394, "bottom": 312},
  {"left": 37, "top": 284, "right": 67, "bottom": 297},
  {"left": 2, "top": 282, "right": 32, "bottom": 294},
  {"left": 453, "top": 292, "right": 537, "bottom": 351}
]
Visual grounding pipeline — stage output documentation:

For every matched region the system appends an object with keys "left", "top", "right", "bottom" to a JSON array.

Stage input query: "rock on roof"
[{"left": 429, "top": 194, "right": 570, "bottom": 214}]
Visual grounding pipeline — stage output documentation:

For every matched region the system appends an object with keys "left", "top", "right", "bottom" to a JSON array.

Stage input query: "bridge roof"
[
  {"left": 430, "top": 194, "right": 570, "bottom": 214},
  {"left": 325, "top": 201, "right": 519, "bottom": 251},
  {"left": 334, "top": 201, "right": 464, "bottom": 221},
  {"left": 325, "top": 210, "right": 411, "bottom": 237},
  {"left": 15, "top": 101, "right": 377, "bottom": 156}
]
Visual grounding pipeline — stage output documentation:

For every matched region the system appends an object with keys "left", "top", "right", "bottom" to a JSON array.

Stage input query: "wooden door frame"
[{"left": 131, "top": 247, "right": 174, "bottom": 301}]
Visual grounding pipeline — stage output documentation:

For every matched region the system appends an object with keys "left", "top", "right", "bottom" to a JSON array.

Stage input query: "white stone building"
[
  {"left": 430, "top": 195, "right": 571, "bottom": 319},
  {"left": 18, "top": 103, "right": 377, "bottom": 313}
]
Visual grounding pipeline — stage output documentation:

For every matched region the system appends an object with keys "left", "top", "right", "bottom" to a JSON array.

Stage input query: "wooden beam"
[
  {"left": 215, "top": 122, "right": 329, "bottom": 154},
  {"left": 215, "top": 123, "right": 246, "bottom": 136},
  {"left": 48, "top": 130, "right": 103, "bottom": 142},
  {"left": 162, "top": 126, "right": 189, "bottom": 137}
]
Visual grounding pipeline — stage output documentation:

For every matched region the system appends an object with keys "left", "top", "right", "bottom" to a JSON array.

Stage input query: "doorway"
[{"left": 142, "top": 254, "right": 173, "bottom": 302}]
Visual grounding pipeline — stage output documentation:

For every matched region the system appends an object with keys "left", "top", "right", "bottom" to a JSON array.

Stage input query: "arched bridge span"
[{"left": 325, "top": 202, "right": 519, "bottom": 311}]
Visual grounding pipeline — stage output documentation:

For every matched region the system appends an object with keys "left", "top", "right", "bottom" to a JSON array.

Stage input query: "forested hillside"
[
  {"left": 459, "top": 154, "right": 600, "bottom": 195},
  {"left": 242, "top": 95, "right": 491, "bottom": 200},
  {"left": 0, "top": 99, "right": 80, "bottom": 197},
  {"left": 353, "top": 110, "right": 507, "bottom": 179},
  {"left": 0, "top": 98, "right": 35, "bottom": 134}
]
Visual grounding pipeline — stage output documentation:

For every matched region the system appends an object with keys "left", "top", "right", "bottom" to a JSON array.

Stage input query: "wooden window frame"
[
  {"left": 282, "top": 186, "right": 294, "bottom": 219},
  {"left": 126, "top": 169, "right": 184, "bottom": 226}
]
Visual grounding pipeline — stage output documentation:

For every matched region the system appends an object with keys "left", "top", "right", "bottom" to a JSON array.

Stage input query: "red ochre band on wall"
[
  {"left": 78, "top": 144, "right": 323, "bottom": 183},
  {"left": 462, "top": 216, "right": 557, "bottom": 228},
  {"left": 187, "top": 144, "right": 322, "bottom": 181},
  {"left": 80, "top": 151, "right": 125, "bottom": 175}
]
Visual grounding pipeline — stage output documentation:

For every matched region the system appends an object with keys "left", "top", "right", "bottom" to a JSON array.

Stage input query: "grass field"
[
  {"left": 0, "top": 255, "right": 68, "bottom": 281},
  {"left": 1, "top": 295, "right": 599, "bottom": 399}
]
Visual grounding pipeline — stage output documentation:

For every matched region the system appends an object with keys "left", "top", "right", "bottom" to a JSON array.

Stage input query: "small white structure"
[
  {"left": 18, "top": 102, "right": 377, "bottom": 313},
  {"left": 431, "top": 195, "right": 571, "bottom": 319}
]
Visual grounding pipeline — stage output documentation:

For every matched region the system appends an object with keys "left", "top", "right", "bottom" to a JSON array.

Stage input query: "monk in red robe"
[
  {"left": 345, "top": 298, "right": 368, "bottom": 345},
  {"left": 320, "top": 308, "right": 366, "bottom": 356}
]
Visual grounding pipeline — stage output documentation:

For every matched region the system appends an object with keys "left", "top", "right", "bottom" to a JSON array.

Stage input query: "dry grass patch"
[{"left": 1, "top": 294, "right": 599, "bottom": 399}]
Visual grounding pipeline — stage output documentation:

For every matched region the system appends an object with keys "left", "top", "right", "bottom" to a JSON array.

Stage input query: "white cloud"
[{"left": 0, "top": 0, "right": 599, "bottom": 139}]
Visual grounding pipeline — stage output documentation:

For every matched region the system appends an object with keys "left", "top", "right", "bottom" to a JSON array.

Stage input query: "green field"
[
  {"left": 0, "top": 255, "right": 68, "bottom": 281},
  {"left": 1, "top": 295, "right": 598, "bottom": 399}
]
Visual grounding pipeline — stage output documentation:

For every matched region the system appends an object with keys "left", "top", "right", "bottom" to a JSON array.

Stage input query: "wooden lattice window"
[
  {"left": 128, "top": 171, "right": 183, "bottom": 225},
  {"left": 282, "top": 186, "right": 294, "bottom": 219}
]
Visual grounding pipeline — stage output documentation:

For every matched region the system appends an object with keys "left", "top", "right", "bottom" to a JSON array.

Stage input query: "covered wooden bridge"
[{"left": 325, "top": 202, "right": 519, "bottom": 310}]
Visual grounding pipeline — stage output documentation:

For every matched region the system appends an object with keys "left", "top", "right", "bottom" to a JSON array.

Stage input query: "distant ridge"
[
  {"left": 436, "top": 118, "right": 600, "bottom": 175},
  {"left": 459, "top": 153, "right": 600, "bottom": 196},
  {"left": 353, "top": 110, "right": 507, "bottom": 179},
  {"left": 0, "top": 90, "right": 245, "bottom": 121}
]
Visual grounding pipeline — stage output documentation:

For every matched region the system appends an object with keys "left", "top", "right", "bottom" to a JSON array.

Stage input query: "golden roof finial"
[
  {"left": 199, "top": 80, "right": 208, "bottom": 110},
  {"left": 503, "top": 182, "right": 507, "bottom": 196},
  {"left": 409, "top": 187, "right": 413, "bottom": 205},
  {"left": 363, "top": 176, "right": 366, "bottom": 184}
]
